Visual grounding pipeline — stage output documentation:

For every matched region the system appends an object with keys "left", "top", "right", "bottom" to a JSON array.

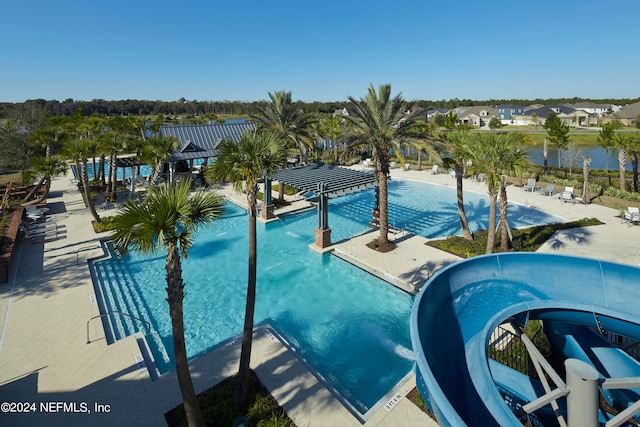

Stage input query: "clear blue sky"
[{"left": 2, "top": 0, "right": 639, "bottom": 103}]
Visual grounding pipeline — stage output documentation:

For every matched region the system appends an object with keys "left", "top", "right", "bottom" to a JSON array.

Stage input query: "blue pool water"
[{"left": 92, "top": 179, "right": 562, "bottom": 414}]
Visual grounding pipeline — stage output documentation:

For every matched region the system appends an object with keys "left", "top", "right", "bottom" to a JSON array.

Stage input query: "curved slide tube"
[{"left": 410, "top": 253, "right": 640, "bottom": 426}]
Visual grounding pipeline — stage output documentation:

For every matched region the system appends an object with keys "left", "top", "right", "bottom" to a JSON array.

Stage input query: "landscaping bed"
[{"left": 165, "top": 369, "right": 295, "bottom": 427}]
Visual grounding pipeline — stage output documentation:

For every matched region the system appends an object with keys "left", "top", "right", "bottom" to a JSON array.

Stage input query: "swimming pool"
[{"left": 91, "top": 178, "right": 562, "bottom": 415}]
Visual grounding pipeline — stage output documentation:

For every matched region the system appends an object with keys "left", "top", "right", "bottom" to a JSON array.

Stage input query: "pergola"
[{"left": 269, "top": 164, "right": 377, "bottom": 249}]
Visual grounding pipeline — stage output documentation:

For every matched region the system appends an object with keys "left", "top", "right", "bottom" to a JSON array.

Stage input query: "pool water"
[{"left": 92, "top": 178, "right": 562, "bottom": 414}]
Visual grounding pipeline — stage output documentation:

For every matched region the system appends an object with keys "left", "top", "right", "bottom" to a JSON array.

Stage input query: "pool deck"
[{"left": 1, "top": 166, "right": 639, "bottom": 426}]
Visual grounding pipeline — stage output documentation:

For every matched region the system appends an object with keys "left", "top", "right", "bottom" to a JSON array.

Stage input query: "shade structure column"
[
  {"left": 261, "top": 175, "right": 275, "bottom": 220},
  {"left": 314, "top": 182, "right": 331, "bottom": 248}
]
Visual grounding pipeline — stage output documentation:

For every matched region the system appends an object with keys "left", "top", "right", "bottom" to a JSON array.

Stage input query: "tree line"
[{"left": 2, "top": 96, "right": 640, "bottom": 120}]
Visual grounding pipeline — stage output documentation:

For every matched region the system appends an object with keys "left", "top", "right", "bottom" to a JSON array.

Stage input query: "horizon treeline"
[{"left": 1, "top": 96, "right": 639, "bottom": 119}]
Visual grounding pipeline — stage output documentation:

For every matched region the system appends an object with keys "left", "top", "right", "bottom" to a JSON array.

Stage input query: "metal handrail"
[
  {"left": 411, "top": 263, "right": 431, "bottom": 287},
  {"left": 86, "top": 310, "right": 151, "bottom": 344}
]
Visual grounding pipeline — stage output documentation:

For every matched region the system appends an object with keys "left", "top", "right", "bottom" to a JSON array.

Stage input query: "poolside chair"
[
  {"left": 363, "top": 158, "right": 373, "bottom": 169},
  {"left": 25, "top": 205, "right": 49, "bottom": 222},
  {"left": 561, "top": 186, "right": 574, "bottom": 204},
  {"left": 538, "top": 183, "right": 555, "bottom": 196},
  {"left": 522, "top": 178, "right": 537, "bottom": 192},
  {"left": 622, "top": 207, "right": 640, "bottom": 226},
  {"left": 20, "top": 222, "right": 58, "bottom": 239},
  {"left": 475, "top": 173, "right": 486, "bottom": 183},
  {"left": 430, "top": 164, "right": 439, "bottom": 175}
]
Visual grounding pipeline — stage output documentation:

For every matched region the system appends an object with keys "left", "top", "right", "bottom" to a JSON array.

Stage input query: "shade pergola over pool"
[{"left": 269, "top": 164, "right": 377, "bottom": 249}]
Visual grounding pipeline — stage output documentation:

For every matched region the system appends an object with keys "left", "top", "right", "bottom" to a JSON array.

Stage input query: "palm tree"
[
  {"left": 64, "top": 138, "right": 102, "bottom": 224},
  {"left": 22, "top": 156, "right": 68, "bottom": 205},
  {"left": 613, "top": 132, "right": 631, "bottom": 191},
  {"left": 110, "top": 179, "right": 224, "bottom": 427},
  {"left": 253, "top": 90, "right": 315, "bottom": 200},
  {"left": 99, "top": 130, "right": 128, "bottom": 197},
  {"left": 628, "top": 132, "right": 640, "bottom": 193},
  {"left": 598, "top": 122, "right": 617, "bottom": 174},
  {"left": 342, "top": 84, "right": 412, "bottom": 248},
  {"left": 468, "top": 133, "right": 528, "bottom": 253},
  {"left": 404, "top": 121, "right": 441, "bottom": 171},
  {"left": 443, "top": 130, "right": 474, "bottom": 240},
  {"left": 142, "top": 135, "right": 179, "bottom": 186},
  {"left": 582, "top": 156, "right": 591, "bottom": 202},
  {"left": 205, "top": 130, "right": 284, "bottom": 410}
]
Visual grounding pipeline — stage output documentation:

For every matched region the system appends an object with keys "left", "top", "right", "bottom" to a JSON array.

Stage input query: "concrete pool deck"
[{"left": 0, "top": 166, "right": 638, "bottom": 426}]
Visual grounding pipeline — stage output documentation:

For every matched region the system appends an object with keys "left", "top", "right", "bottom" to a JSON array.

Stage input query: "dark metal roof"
[
  {"left": 114, "top": 156, "right": 145, "bottom": 168},
  {"left": 272, "top": 164, "right": 376, "bottom": 197},
  {"left": 160, "top": 122, "right": 256, "bottom": 162}
]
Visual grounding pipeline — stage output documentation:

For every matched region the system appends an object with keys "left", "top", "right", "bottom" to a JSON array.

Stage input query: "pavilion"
[{"left": 270, "top": 164, "right": 377, "bottom": 249}]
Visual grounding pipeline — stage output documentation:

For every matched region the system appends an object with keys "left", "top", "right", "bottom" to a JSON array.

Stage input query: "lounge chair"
[
  {"left": 363, "top": 158, "right": 373, "bottom": 169},
  {"left": 622, "top": 207, "right": 640, "bottom": 226},
  {"left": 522, "top": 178, "right": 538, "bottom": 192},
  {"left": 20, "top": 223, "right": 58, "bottom": 239},
  {"left": 430, "top": 164, "right": 439, "bottom": 175},
  {"left": 475, "top": 173, "right": 486, "bottom": 183},
  {"left": 25, "top": 205, "right": 49, "bottom": 222},
  {"left": 561, "top": 186, "right": 574, "bottom": 204},
  {"left": 538, "top": 184, "right": 555, "bottom": 196}
]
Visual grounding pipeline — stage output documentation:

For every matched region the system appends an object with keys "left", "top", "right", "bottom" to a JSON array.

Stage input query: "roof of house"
[
  {"left": 452, "top": 106, "right": 499, "bottom": 118},
  {"left": 160, "top": 122, "right": 256, "bottom": 162},
  {"left": 568, "top": 102, "right": 611, "bottom": 109},
  {"left": 613, "top": 101, "right": 640, "bottom": 119},
  {"left": 515, "top": 105, "right": 577, "bottom": 118},
  {"left": 494, "top": 103, "right": 525, "bottom": 109}
]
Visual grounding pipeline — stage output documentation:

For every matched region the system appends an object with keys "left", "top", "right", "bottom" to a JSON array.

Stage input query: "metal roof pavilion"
[
  {"left": 160, "top": 122, "right": 257, "bottom": 162},
  {"left": 271, "top": 164, "right": 376, "bottom": 197}
]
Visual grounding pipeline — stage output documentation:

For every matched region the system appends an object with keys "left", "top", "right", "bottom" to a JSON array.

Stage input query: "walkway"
[{"left": 0, "top": 165, "right": 638, "bottom": 426}]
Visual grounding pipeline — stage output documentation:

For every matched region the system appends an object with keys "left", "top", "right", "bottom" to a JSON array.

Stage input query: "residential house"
[
  {"left": 567, "top": 102, "right": 611, "bottom": 117},
  {"left": 495, "top": 103, "right": 526, "bottom": 123},
  {"left": 605, "top": 101, "right": 640, "bottom": 127},
  {"left": 451, "top": 106, "right": 499, "bottom": 128},
  {"left": 513, "top": 105, "right": 595, "bottom": 127}
]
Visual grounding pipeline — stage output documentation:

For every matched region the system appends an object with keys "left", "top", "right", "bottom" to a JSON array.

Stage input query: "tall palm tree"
[
  {"left": 598, "top": 122, "right": 617, "bottom": 174},
  {"left": 22, "top": 156, "right": 68, "bottom": 205},
  {"left": 443, "top": 130, "right": 474, "bottom": 240},
  {"left": 142, "top": 135, "right": 179, "bottom": 186},
  {"left": 343, "top": 84, "right": 412, "bottom": 248},
  {"left": 110, "top": 179, "right": 224, "bottom": 427},
  {"left": 468, "top": 133, "right": 528, "bottom": 253},
  {"left": 253, "top": 90, "right": 315, "bottom": 200},
  {"left": 613, "top": 132, "right": 631, "bottom": 191},
  {"left": 99, "top": 130, "right": 128, "bottom": 197},
  {"left": 205, "top": 130, "right": 284, "bottom": 410},
  {"left": 64, "top": 138, "right": 102, "bottom": 224},
  {"left": 628, "top": 132, "right": 640, "bottom": 193}
]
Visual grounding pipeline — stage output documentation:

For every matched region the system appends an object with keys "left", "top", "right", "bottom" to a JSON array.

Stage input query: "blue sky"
[{"left": 2, "top": 0, "right": 639, "bottom": 103}]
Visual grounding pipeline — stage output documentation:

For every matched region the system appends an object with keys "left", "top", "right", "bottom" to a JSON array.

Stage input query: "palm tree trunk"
[
  {"left": 82, "top": 158, "right": 101, "bottom": 224},
  {"left": 499, "top": 184, "right": 510, "bottom": 251},
  {"left": 236, "top": 192, "right": 258, "bottom": 411},
  {"left": 485, "top": 191, "right": 498, "bottom": 254},
  {"left": 456, "top": 162, "right": 472, "bottom": 240},
  {"left": 543, "top": 138, "right": 548, "bottom": 174},
  {"left": 166, "top": 245, "right": 205, "bottom": 427},
  {"left": 582, "top": 157, "right": 591, "bottom": 202},
  {"left": 377, "top": 169, "right": 389, "bottom": 245},
  {"left": 24, "top": 177, "right": 46, "bottom": 202},
  {"left": 619, "top": 148, "right": 627, "bottom": 191},
  {"left": 632, "top": 151, "right": 638, "bottom": 192}
]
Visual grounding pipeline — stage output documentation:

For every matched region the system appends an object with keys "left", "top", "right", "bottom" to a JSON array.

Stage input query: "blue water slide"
[{"left": 410, "top": 253, "right": 640, "bottom": 426}]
